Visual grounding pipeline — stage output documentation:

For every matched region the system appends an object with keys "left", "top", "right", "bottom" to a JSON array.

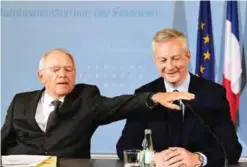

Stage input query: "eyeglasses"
[{"left": 40, "top": 66, "right": 75, "bottom": 73}]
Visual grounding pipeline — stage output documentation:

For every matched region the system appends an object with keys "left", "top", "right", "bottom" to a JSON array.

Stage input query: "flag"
[
  {"left": 195, "top": 0, "right": 215, "bottom": 81},
  {"left": 222, "top": 1, "right": 242, "bottom": 123}
]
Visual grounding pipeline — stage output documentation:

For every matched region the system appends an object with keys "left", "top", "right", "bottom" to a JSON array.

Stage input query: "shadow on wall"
[
  {"left": 172, "top": 1, "right": 192, "bottom": 72},
  {"left": 172, "top": 1, "right": 188, "bottom": 35},
  {"left": 217, "top": 1, "right": 227, "bottom": 84}
]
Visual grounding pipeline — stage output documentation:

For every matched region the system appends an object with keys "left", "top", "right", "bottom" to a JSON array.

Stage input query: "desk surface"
[{"left": 58, "top": 159, "right": 247, "bottom": 167}]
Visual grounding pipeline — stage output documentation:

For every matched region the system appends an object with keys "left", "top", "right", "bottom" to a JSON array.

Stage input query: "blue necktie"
[{"left": 169, "top": 90, "right": 183, "bottom": 146}]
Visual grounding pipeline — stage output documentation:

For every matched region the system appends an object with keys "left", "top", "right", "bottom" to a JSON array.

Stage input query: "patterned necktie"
[
  {"left": 169, "top": 89, "right": 183, "bottom": 146},
  {"left": 46, "top": 100, "right": 62, "bottom": 132}
]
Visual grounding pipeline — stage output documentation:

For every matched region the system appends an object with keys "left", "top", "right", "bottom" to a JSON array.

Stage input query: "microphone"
[{"left": 181, "top": 100, "right": 229, "bottom": 167}]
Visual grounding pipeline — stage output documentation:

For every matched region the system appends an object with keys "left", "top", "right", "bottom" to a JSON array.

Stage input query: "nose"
[
  {"left": 165, "top": 59, "right": 174, "bottom": 70},
  {"left": 57, "top": 68, "right": 67, "bottom": 77}
]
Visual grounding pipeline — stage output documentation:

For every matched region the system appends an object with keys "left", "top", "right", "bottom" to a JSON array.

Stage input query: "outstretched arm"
[{"left": 89, "top": 86, "right": 195, "bottom": 125}]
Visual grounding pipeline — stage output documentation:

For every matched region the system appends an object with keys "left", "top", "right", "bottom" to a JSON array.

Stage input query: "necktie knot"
[
  {"left": 51, "top": 100, "right": 62, "bottom": 111},
  {"left": 51, "top": 100, "right": 61, "bottom": 106},
  {"left": 173, "top": 90, "right": 180, "bottom": 106}
]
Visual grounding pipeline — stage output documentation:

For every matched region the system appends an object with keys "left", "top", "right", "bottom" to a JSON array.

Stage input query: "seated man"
[
  {"left": 1, "top": 48, "right": 195, "bottom": 158},
  {"left": 116, "top": 29, "right": 242, "bottom": 167}
]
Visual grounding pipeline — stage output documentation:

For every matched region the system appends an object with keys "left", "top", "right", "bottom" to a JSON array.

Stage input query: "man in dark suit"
[
  {"left": 1, "top": 48, "right": 195, "bottom": 158},
  {"left": 116, "top": 29, "right": 242, "bottom": 167}
]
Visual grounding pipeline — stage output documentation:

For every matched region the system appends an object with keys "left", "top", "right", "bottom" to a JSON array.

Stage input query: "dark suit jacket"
[
  {"left": 116, "top": 74, "right": 242, "bottom": 167},
  {"left": 1, "top": 84, "right": 151, "bottom": 158}
]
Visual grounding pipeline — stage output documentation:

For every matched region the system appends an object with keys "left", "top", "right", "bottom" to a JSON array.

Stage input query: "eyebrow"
[
  {"left": 52, "top": 65, "right": 74, "bottom": 67},
  {"left": 158, "top": 54, "right": 181, "bottom": 59},
  {"left": 171, "top": 53, "right": 182, "bottom": 57}
]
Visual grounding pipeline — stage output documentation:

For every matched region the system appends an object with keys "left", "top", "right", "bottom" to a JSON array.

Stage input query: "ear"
[
  {"left": 152, "top": 53, "right": 159, "bottom": 65},
  {"left": 153, "top": 56, "right": 160, "bottom": 69},
  {"left": 37, "top": 71, "right": 46, "bottom": 84},
  {"left": 186, "top": 51, "right": 192, "bottom": 60}
]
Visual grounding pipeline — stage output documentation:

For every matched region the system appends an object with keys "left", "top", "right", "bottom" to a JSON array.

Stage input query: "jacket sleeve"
[
  {"left": 198, "top": 87, "right": 242, "bottom": 166},
  {"left": 116, "top": 88, "right": 148, "bottom": 160},
  {"left": 89, "top": 85, "right": 152, "bottom": 125},
  {"left": 1, "top": 95, "right": 17, "bottom": 155}
]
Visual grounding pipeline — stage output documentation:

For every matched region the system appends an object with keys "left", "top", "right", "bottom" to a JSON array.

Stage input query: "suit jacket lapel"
[
  {"left": 26, "top": 88, "right": 44, "bottom": 132},
  {"left": 181, "top": 73, "right": 198, "bottom": 147},
  {"left": 154, "top": 77, "right": 167, "bottom": 93},
  {"left": 153, "top": 78, "right": 176, "bottom": 148},
  {"left": 45, "top": 86, "right": 82, "bottom": 132},
  {"left": 59, "top": 86, "right": 81, "bottom": 116},
  {"left": 26, "top": 86, "right": 82, "bottom": 133}
]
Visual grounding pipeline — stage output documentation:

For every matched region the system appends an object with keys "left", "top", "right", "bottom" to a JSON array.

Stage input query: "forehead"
[
  {"left": 154, "top": 39, "right": 184, "bottom": 58},
  {"left": 44, "top": 50, "right": 74, "bottom": 66}
]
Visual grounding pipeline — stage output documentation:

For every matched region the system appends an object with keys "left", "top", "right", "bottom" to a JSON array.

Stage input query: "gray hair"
[
  {"left": 152, "top": 28, "right": 189, "bottom": 52},
  {"left": 39, "top": 48, "right": 76, "bottom": 70}
]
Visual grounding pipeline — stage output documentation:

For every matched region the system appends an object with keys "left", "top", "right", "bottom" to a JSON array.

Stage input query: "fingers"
[
  {"left": 165, "top": 160, "right": 183, "bottom": 167},
  {"left": 171, "top": 92, "right": 195, "bottom": 101},
  {"left": 161, "top": 148, "right": 184, "bottom": 167},
  {"left": 152, "top": 92, "right": 195, "bottom": 110},
  {"left": 155, "top": 149, "right": 187, "bottom": 167},
  {"left": 163, "top": 156, "right": 183, "bottom": 167},
  {"left": 165, "top": 154, "right": 182, "bottom": 166},
  {"left": 165, "top": 103, "right": 181, "bottom": 110},
  {"left": 164, "top": 149, "right": 181, "bottom": 162},
  {"left": 182, "top": 92, "right": 195, "bottom": 98}
]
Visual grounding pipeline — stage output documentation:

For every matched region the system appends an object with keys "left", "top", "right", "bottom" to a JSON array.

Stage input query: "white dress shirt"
[
  {"left": 164, "top": 73, "right": 190, "bottom": 117},
  {"left": 35, "top": 92, "right": 64, "bottom": 132},
  {"left": 164, "top": 73, "right": 207, "bottom": 166}
]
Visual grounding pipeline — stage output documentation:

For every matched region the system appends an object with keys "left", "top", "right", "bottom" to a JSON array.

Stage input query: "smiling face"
[
  {"left": 37, "top": 49, "right": 76, "bottom": 99},
  {"left": 153, "top": 38, "right": 191, "bottom": 87}
]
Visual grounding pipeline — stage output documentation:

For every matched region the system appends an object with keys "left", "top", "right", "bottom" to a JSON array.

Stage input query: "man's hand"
[
  {"left": 152, "top": 92, "right": 195, "bottom": 110},
  {"left": 154, "top": 147, "right": 202, "bottom": 167}
]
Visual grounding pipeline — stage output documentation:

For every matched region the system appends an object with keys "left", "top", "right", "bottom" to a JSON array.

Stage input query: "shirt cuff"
[{"left": 196, "top": 152, "right": 208, "bottom": 166}]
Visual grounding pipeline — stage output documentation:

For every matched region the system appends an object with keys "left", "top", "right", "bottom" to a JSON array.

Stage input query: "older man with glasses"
[{"left": 1, "top": 48, "right": 195, "bottom": 158}]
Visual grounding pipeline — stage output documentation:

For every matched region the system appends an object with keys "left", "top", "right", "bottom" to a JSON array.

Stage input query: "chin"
[
  {"left": 57, "top": 90, "right": 70, "bottom": 96},
  {"left": 164, "top": 76, "right": 179, "bottom": 82},
  {"left": 168, "top": 81, "right": 179, "bottom": 85}
]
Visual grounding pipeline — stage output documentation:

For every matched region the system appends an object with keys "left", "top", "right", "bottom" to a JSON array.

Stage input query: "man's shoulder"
[
  {"left": 8, "top": 89, "right": 42, "bottom": 105},
  {"left": 15, "top": 89, "right": 41, "bottom": 99},
  {"left": 135, "top": 77, "right": 163, "bottom": 92},
  {"left": 73, "top": 83, "right": 102, "bottom": 96},
  {"left": 74, "top": 83, "right": 99, "bottom": 91},
  {"left": 191, "top": 74, "right": 225, "bottom": 92},
  {"left": 193, "top": 74, "right": 224, "bottom": 88}
]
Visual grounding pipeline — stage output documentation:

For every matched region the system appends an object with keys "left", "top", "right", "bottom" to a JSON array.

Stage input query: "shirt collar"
[
  {"left": 43, "top": 91, "right": 65, "bottom": 106},
  {"left": 164, "top": 73, "right": 190, "bottom": 92}
]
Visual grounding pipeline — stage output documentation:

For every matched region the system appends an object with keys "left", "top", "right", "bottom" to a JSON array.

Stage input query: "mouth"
[
  {"left": 57, "top": 82, "right": 69, "bottom": 85},
  {"left": 166, "top": 72, "right": 177, "bottom": 75}
]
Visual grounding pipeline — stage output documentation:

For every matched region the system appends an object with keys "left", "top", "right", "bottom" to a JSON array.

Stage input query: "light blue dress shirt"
[{"left": 163, "top": 73, "right": 207, "bottom": 166}]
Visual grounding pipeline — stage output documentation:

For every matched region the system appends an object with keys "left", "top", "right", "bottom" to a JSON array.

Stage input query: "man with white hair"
[{"left": 1, "top": 48, "right": 194, "bottom": 158}]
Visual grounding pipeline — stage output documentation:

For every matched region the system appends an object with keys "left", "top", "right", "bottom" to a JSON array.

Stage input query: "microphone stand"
[{"left": 183, "top": 101, "right": 229, "bottom": 167}]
